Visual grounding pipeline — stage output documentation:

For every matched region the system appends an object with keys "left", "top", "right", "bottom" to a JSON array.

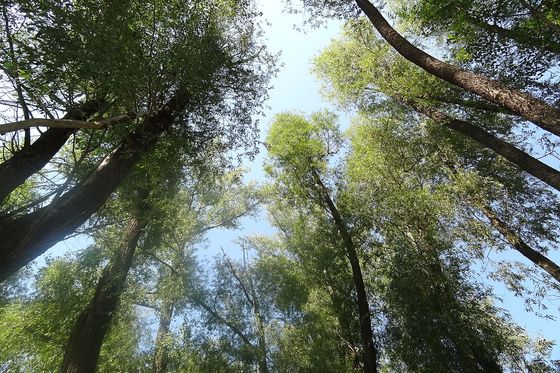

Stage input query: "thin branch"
[
  {"left": 222, "top": 250, "right": 255, "bottom": 308},
  {"left": 150, "top": 253, "right": 181, "bottom": 277},
  {"left": 134, "top": 301, "right": 159, "bottom": 311},
  {"left": 0, "top": 113, "right": 138, "bottom": 135},
  {"left": 192, "top": 199, "right": 262, "bottom": 236}
]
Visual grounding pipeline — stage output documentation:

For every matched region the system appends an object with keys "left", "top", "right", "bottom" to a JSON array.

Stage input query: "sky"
[
  {"left": 33, "top": 0, "right": 560, "bottom": 363},
  {"left": 197, "top": 1, "right": 347, "bottom": 260}
]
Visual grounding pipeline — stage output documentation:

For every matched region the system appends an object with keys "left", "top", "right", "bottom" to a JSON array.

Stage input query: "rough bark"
[
  {"left": 60, "top": 214, "right": 144, "bottom": 373},
  {"left": 153, "top": 301, "right": 174, "bottom": 373},
  {"left": 0, "top": 99, "right": 106, "bottom": 204},
  {"left": 406, "top": 101, "right": 560, "bottom": 192},
  {"left": 313, "top": 171, "right": 378, "bottom": 373},
  {"left": 0, "top": 92, "right": 189, "bottom": 282},
  {"left": 354, "top": 0, "right": 560, "bottom": 137},
  {"left": 482, "top": 206, "right": 560, "bottom": 284}
]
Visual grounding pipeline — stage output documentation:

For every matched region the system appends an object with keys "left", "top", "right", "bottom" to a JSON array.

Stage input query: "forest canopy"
[{"left": 0, "top": 0, "right": 559, "bottom": 372}]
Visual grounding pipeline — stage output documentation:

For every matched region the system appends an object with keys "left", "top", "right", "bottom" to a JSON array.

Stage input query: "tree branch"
[
  {"left": 222, "top": 250, "right": 255, "bottom": 308},
  {"left": 0, "top": 113, "right": 138, "bottom": 135}
]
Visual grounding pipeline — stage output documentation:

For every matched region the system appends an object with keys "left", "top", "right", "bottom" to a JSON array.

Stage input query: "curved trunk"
[
  {"left": 354, "top": 0, "right": 560, "bottom": 137},
  {"left": 60, "top": 214, "right": 145, "bottom": 373},
  {"left": 406, "top": 101, "right": 560, "bottom": 192},
  {"left": 482, "top": 206, "right": 560, "bottom": 284},
  {"left": 0, "top": 92, "right": 189, "bottom": 282},
  {"left": 313, "top": 171, "right": 378, "bottom": 373}
]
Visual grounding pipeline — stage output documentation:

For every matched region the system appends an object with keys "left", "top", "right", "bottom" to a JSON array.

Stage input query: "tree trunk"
[
  {"left": 406, "top": 100, "right": 560, "bottom": 192},
  {"left": 0, "top": 92, "right": 189, "bottom": 282},
  {"left": 0, "top": 99, "right": 106, "bottom": 204},
  {"left": 482, "top": 206, "right": 560, "bottom": 284},
  {"left": 313, "top": 171, "right": 378, "bottom": 373},
  {"left": 354, "top": 0, "right": 560, "bottom": 137},
  {"left": 153, "top": 300, "right": 174, "bottom": 373},
  {"left": 60, "top": 214, "right": 145, "bottom": 373},
  {"left": 250, "top": 287, "right": 268, "bottom": 373}
]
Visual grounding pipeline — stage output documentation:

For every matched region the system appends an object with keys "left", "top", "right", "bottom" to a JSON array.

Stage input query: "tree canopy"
[{"left": 1, "top": 0, "right": 559, "bottom": 372}]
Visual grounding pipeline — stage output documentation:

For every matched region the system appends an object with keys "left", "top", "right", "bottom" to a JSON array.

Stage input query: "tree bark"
[
  {"left": 354, "top": 0, "right": 560, "bottom": 137},
  {"left": 313, "top": 171, "right": 378, "bottom": 373},
  {"left": 0, "top": 92, "right": 189, "bottom": 282},
  {"left": 153, "top": 300, "right": 174, "bottom": 373},
  {"left": 60, "top": 214, "right": 145, "bottom": 373},
  {"left": 0, "top": 99, "right": 106, "bottom": 204},
  {"left": 406, "top": 101, "right": 560, "bottom": 192},
  {"left": 482, "top": 206, "right": 560, "bottom": 284}
]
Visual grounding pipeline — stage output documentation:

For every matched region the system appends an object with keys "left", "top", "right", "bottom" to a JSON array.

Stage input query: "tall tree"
[
  {"left": 60, "top": 194, "right": 148, "bottom": 373},
  {"left": 297, "top": 0, "right": 560, "bottom": 136},
  {"left": 313, "top": 20, "right": 560, "bottom": 193},
  {"left": 0, "top": 248, "right": 147, "bottom": 371},
  {"left": 313, "top": 22, "right": 560, "bottom": 289},
  {"left": 266, "top": 112, "right": 378, "bottom": 373},
  {"left": 344, "top": 114, "right": 555, "bottom": 371},
  {"left": 0, "top": 0, "right": 272, "bottom": 282},
  {"left": 143, "top": 169, "right": 262, "bottom": 372}
]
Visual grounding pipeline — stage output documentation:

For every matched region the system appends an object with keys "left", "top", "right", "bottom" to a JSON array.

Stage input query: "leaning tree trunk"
[
  {"left": 313, "top": 171, "right": 378, "bottom": 373},
  {"left": 153, "top": 300, "right": 174, "bottom": 373},
  {"left": 0, "top": 92, "right": 189, "bottom": 282},
  {"left": 354, "top": 0, "right": 560, "bottom": 137},
  {"left": 481, "top": 206, "right": 560, "bottom": 284},
  {"left": 0, "top": 99, "right": 106, "bottom": 204},
  {"left": 60, "top": 212, "right": 145, "bottom": 373},
  {"left": 404, "top": 100, "right": 560, "bottom": 192}
]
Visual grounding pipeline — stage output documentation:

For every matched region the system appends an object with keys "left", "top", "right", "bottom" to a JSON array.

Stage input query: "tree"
[
  {"left": 0, "top": 250, "right": 147, "bottom": 372},
  {"left": 143, "top": 169, "right": 262, "bottom": 372},
  {"left": 312, "top": 19, "right": 560, "bottom": 193},
  {"left": 0, "top": 158, "right": 261, "bottom": 371},
  {"left": 295, "top": 0, "right": 560, "bottom": 136},
  {"left": 266, "top": 111, "right": 378, "bottom": 373},
  {"left": 0, "top": 0, "right": 272, "bottom": 282},
  {"left": 344, "top": 114, "right": 556, "bottom": 371},
  {"left": 313, "top": 21, "right": 560, "bottom": 289},
  {"left": 60, "top": 193, "right": 148, "bottom": 373}
]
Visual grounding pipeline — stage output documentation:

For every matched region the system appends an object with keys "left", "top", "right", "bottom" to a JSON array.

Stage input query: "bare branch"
[
  {"left": 221, "top": 250, "right": 255, "bottom": 308},
  {"left": 0, "top": 113, "right": 138, "bottom": 135}
]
